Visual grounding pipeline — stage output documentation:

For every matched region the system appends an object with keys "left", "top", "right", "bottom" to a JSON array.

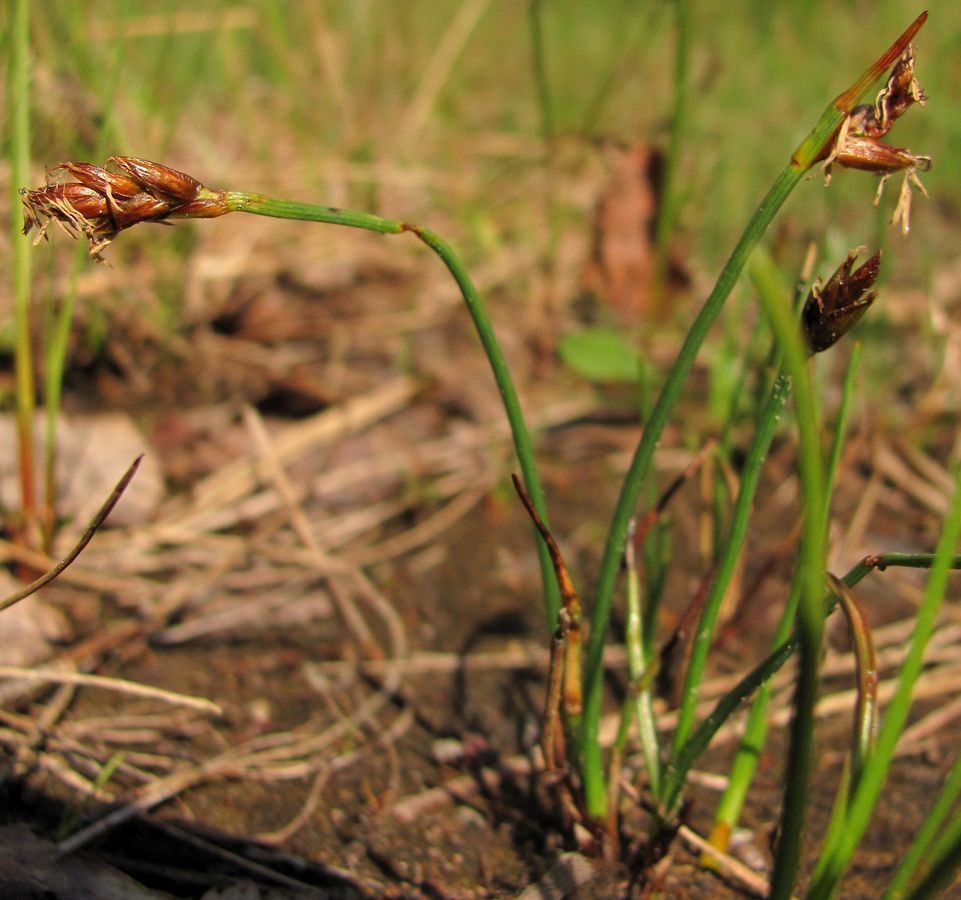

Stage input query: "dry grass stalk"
[
  {"left": 0, "top": 667, "right": 220, "bottom": 714},
  {"left": 242, "top": 403, "right": 383, "bottom": 659}
]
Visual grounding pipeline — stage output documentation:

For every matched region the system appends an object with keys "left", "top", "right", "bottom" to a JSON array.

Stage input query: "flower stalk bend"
[{"left": 21, "top": 159, "right": 561, "bottom": 625}]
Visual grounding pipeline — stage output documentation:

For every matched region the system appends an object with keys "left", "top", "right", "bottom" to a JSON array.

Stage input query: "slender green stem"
[
  {"left": 580, "top": 165, "right": 805, "bottom": 819},
  {"left": 759, "top": 239, "right": 826, "bottom": 900},
  {"left": 807, "top": 462, "right": 961, "bottom": 898},
  {"left": 43, "top": 256, "right": 86, "bottom": 546},
  {"left": 825, "top": 344, "right": 862, "bottom": 502},
  {"left": 885, "top": 749, "right": 961, "bottom": 897},
  {"left": 225, "top": 191, "right": 562, "bottom": 625},
  {"left": 666, "top": 549, "right": 961, "bottom": 814},
  {"left": 710, "top": 342, "right": 861, "bottom": 848},
  {"left": 405, "top": 222, "right": 560, "bottom": 626},
  {"left": 226, "top": 194, "right": 406, "bottom": 234},
  {"left": 717, "top": 317, "right": 767, "bottom": 459},
  {"left": 584, "top": 163, "right": 803, "bottom": 688},
  {"left": 665, "top": 608, "right": 796, "bottom": 810},
  {"left": 670, "top": 252, "right": 792, "bottom": 784},
  {"left": 641, "top": 507, "right": 671, "bottom": 657},
  {"left": 8, "top": 0, "right": 36, "bottom": 531},
  {"left": 624, "top": 523, "right": 661, "bottom": 798},
  {"left": 851, "top": 552, "right": 961, "bottom": 573},
  {"left": 898, "top": 818, "right": 961, "bottom": 900},
  {"left": 668, "top": 370, "right": 791, "bottom": 780},
  {"left": 581, "top": 7, "right": 928, "bottom": 827},
  {"left": 765, "top": 468, "right": 823, "bottom": 897},
  {"left": 707, "top": 582, "right": 805, "bottom": 851},
  {"left": 678, "top": 217, "right": 838, "bottom": 889}
]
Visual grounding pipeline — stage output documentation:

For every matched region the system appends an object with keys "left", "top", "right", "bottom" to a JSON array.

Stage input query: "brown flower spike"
[
  {"left": 20, "top": 157, "right": 229, "bottom": 260},
  {"left": 802, "top": 248, "right": 881, "bottom": 354},
  {"left": 822, "top": 45, "right": 931, "bottom": 234}
]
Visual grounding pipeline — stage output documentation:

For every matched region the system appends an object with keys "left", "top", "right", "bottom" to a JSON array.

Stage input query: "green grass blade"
[
  {"left": 807, "top": 461, "right": 961, "bottom": 898},
  {"left": 580, "top": 164, "right": 805, "bottom": 820},
  {"left": 751, "top": 237, "right": 827, "bottom": 900},
  {"left": 884, "top": 740, "right": 961, "bottom": 897},
  {"left": 624, "top": 523, "right": 661, "bottom": 798},
  {"left": 672, "top": 363, "right": 791, "bottom": 750},
  {"left": 43, "top": 1, "right": 132, "bottom": 548},
  {"left": 897, "top": 805, "right": 961, "bottom": 899},
  {"left": 662, "top": 367, "right": 790, "bottom": 813},
  {"left": 709, "top": 341, "right": 861, "bottom": 850}
]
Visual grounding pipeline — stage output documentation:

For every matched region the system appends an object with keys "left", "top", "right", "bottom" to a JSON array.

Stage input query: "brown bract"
[
  {"left": 850, "top": 45, "right": 926, "bottom": 139},
  {"left": 20, "top": 157, "right": 229, "bottom": 260},
  {"left": 873, "top": 44, "right": 926, "bottom": 133}
]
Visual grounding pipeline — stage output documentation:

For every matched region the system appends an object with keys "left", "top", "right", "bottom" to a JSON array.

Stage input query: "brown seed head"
[
  {"left": 822, "top": 43, "right": 930, "bottom": 234},
  {"left": 802, "top": 248, "right": 881, "bottom": 354},
  {"left": 19, "top": 156, "right": 228, "bottom": 259}
]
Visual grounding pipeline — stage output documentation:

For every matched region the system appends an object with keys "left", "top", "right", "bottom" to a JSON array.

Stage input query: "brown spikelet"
[
  {"left": 802, "top": 248, "right": 881, "bottom": 354},
  {"left": 821, "top": 43, "right": 931, "bottom": 234},
  {"left": 19, "top": 156, "right": 229, "bottom": 260}
]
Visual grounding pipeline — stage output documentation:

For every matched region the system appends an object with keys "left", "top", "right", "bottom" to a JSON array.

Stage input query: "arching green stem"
[{"left": 225, "top": 192, "right": 561, "bottom": 625}]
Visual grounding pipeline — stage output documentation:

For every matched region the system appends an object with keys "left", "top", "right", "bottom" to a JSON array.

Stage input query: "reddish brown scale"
[
  {"left": 876, "top": 45, "right": 925, "bottom": 130},
  {"left": 834, "top": 135, "right": 931, "bottom": 174},
  {"left": 58, "top": 162, "right": 142, "bottom": 199},
  {"left": 42, "top": 184, "right": 111, "bottom": 218},
  {"left": 821, "top": 40, "right": 931, "bottom": 235},
  {"left": 20, "top": 184, "right": 110, "bottom": 238},
  {"left": 20, "top": 155, "right": 231, "bottom": 258},
  {"left": 108, "top": 194, "right": 172, "bottom": 229},
  {"left": 173, "top": 196, "right": 233, "bottom": 219},
  {"left": 108, "top": 156, "right": 203, "bottom": 201}
]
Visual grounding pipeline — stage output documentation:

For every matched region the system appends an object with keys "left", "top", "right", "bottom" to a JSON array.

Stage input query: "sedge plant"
[
  {"left": 20, "top": 9, "right": 961, "bottom": 895},
  {"left": 583, "top": 8, "right": 930, "bottom": 832}
]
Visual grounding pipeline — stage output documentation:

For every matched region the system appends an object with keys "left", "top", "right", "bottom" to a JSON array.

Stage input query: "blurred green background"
[
  {"left": 3, "top": 1, "right": 959, "bottom": 422},
  {"left": 12, "top": 3, "right": 957, "bottom": 234}
]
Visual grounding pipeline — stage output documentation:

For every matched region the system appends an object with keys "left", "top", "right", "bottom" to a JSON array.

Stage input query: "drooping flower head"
[
  {"left": 822, "top": 45, "right": 931, "bottom": 234},
  {"left": 21, "top": 157, "right": 229, "bottom": 260}
]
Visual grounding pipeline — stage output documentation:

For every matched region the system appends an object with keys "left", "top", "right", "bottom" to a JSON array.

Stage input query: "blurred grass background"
[{"left": 2, "top": 0, "right": 960, "bottom": 427}]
